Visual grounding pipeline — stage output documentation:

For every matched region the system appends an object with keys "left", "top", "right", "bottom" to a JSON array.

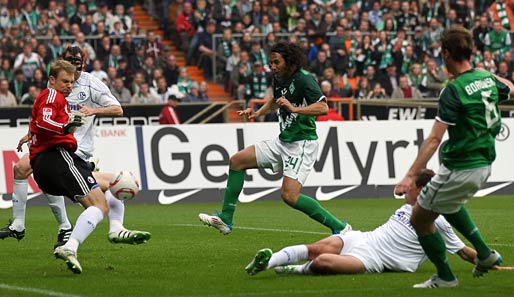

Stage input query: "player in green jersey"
[
  {"left": 199, "top": 42, "right": 350, "bottom": 235},
  {"left": 395, "top": 26, "right": 514, "bottom": 288}
]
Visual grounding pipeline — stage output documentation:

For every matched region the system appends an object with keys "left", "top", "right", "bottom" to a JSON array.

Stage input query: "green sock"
[
  {"left": 418, "top": 231, "right": 456, "bottom": 281},
  {"left": 444, "top": 207, "right": 491, "bottom": 260},
  {"left": 218, "top": 169, "right": 245, "bottom": 225},
  {"left": 293, "top": 194, "right": 346, "bottom": 232}
]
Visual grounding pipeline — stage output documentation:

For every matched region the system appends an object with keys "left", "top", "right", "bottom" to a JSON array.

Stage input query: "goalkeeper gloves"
[{"left": 64, "top": 111, "right": 86, "bottom": 134}]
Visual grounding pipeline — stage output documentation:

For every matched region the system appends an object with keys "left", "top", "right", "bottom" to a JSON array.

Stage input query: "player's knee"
[
  {"left": 13, "top": 162, "right": 31, "bottom": 179},
  {"left": 311, "top": 255, "right": 331, "bottom": 272},
  {"left": 229, "top": 153, "right": 246, "bottom": 171},
  {"left": 280, "top": 190, "right": 297, "bottom": 206}
]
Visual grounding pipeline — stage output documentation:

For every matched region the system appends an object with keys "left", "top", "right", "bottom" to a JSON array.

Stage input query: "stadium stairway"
[{"left": 133, "top": 5, "right": 243, "bottom": 122}]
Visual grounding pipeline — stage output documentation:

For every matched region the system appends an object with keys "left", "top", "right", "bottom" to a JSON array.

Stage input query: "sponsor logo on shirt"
[{"left": 42, "top": 107, "right": 52, "bottom": 115}]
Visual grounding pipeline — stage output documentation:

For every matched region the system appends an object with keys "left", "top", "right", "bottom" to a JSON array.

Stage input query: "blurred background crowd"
[{"left": 0, "top": 0, "right": 513, "bottom": 114}]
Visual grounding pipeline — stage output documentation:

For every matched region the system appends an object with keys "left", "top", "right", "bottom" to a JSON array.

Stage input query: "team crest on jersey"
[
  {"left": 42, "top": 107, "right": 52, "bottom": 115},
  {"left": 87, "top": 176, "right": 95, "bottom": 184},
  {"left": 288, "top": 82, "right": 295, "bottom": 94},
  {"left": 79, "top": 92, "right": 86, "bottom": 100}
]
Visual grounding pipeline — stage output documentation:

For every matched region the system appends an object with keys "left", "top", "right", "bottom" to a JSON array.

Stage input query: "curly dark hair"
[{"left": 270, "top": 41, "right": 307, "bottom": 73}]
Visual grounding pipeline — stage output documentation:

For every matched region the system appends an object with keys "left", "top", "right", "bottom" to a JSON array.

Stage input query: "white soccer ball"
[{"left": 109, "top": 171, "right": 140, "bottom": 201}]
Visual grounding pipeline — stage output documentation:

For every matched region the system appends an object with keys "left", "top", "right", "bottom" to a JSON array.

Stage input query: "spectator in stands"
[
  {"left": 35, "top": 12, "right": 51, "bottom": 36},
  {"left": 306, "top": 6, "right": 327, "bottom": 46},
  {"left": 309, "top": 50, "right": 332, "bottom": 78},
  {"left": 391, "top": 74, "right": 423, "bottom": 99},
  {"left": 0, "top": 58, "right": 13, "bottom": 83},
  {"left": 339, "top": 62, "right": 360, "bottom": 97},
  {"left": 73, "top": 31, "right": 96, "bottom": 61},
  {"left": 380, "top": 62, "right": 399, "bottom": 96},
  {"left": 503, "top": 51, "right": 514, "bottom": 79},
  {"left": 176, "top": 1, "right": 197, "bottom": 53},
  {"left": 36, "top": 43, "right": 53, "bottom": 67},
  {"left": 199, "top": 80, "right": 210, "bottom": 100},
  {"left": 110, "top": 77, "right": 131, "bottom": 103},
  {"left": 144, "top": 30, "right": 164, "bottom": 59},
  {"left": 320, "top": 80, "right": 341, "bottom": 99},
  {"left": 484, "top": 20, "right": 512, "bottom": 60},
  {"left": 80, "top": 13, "right": 95, "bottom": 35},
  {"left": 368, "top": 82, "right": 388, "bottom": 99},
  {"left": 31, "top": 68, "right": 47, "bottom": 91},
  {"left": 48, "top": 34, "right": 63, "bottom": 60},
  {"left": 131, "top": 82, "right": 159, "bottom": 104},
  {"left": 355, "top": 76, "right": 372, "bottom": 99},
  {"left": 213, "top": 0, "right": 241, "bottom": 30},
  {"left": 117, "top": 58, "right": 134, "bottom": 89},
  {"left": 0, "top": 78, "right": 16, "bottom": 106},
  {"left": 120, "top": 33, "right": 138, "bottom": 70},
  {"left": 159, "top": 94, "right": 181, "bottom": 124},
  {"left": 105, "top": 66, "right": 118, "bottom": 89},
  {"left": 105, "top": 44, "right": 123, "bottom": 69},
  {"left": 424, "top": 18, "right": 444, "bottom": 64},
  {"left": 19, "top": 85, "right": 39, "bottom": 105},
  {"left": 47, "top": 0, "right": 66, "bottom": 29},
  {"left": 423, "top": 58, "right": 447, "bottom": 97},
  {"left": 110, "top": 20, "right": 126, "bottom": 38},
  {"left": 197, "top": 20, "right": 217, "bottom": 80},
  {"left": 69, "top": 2, "right": 87, "bottom": 26},
  {"left": 183, "top": 81, "right": 209, "bottom": 102},
  {"left": 96, "top": 35, "right": 112, "bottom": 61},
  {"left": 249, "top": 61, "right": 269, "bottom": 101},
  {"left": 9, "top": 69, "right": 28, "bottom": 101},
  {"left": 129, "top": 71, "right": 146, "bottom": 96},
  {"left": 162, "top": 54, "right": 179, "bottom": 86},
  {"left": 151, "top": 76, "right": 183, "bottom": 103},
  {"left": 483, "top": 50, "right": 498, "bottom": 73},
  {"left": 90, "top": 59, "right": 108, "bottom": 81},
  {"left": 497, "top": 60, "right": 511, "bottom": 80},
  {"left": 216, "top": 27, "right": 237, "bottom": 79},
  {"left": 249, "top": 41, "right": 270, "bottom": 72},
  {"left": 408, "top": 63, "right": 426, "bottom": 96},
  {"left": 233, "top": 52, "right": 252, "bottom": 101},
  {"left": 177, "top": 67, "right": 194, "bottom": 94},
  {"left": 93, "top": 2, "right": 113, "bottom": 30},
  {"left": 111, "top": 4, "right": 132, "bottom": 33},
  {"left": 473, "top": 15, "right": 490, "bottom": 53},
  {"left": 14, "top": 43, "right": 42, "bottom": 81},
  {"left": 225, "top": 42, "right": 241, "bottom": 93},
  {"left": 93, "top": 20, "right": 109, "bottom": 37}
]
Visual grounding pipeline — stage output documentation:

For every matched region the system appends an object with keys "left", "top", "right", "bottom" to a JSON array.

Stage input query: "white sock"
[
  {"left": 267, "top": 245, "right": 308, "bottom": 269},
  {"left": 11, "top": 179, "right": 28, "bottom": 231},
  {"left": 65, "top": 206, "right": 104, "bottom": 252},
  {"left": 298, "top": 261, "right": 313, "bottom": 274},
  {"left": 105, "top": 190, "right": 125, "bottom": 232},
  {"left": 45, "top": 194, "right": 73, "bottom": 230}
]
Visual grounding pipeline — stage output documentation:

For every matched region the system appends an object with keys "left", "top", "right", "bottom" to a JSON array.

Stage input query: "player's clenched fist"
[{"left": 64, "top": 111, "right": 86, "bottom": 134}]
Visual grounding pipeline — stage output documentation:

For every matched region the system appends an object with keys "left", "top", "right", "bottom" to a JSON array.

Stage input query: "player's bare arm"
[
  {"left": 395, "top": 120, "right": 447, "bottom": 195},
  {"left": 79, "top": 105, "right": 123, "bottom": 117},
  {"left": 457, "top": 246, "right": 478, "bottom": 264},
  {"left": 276, "top": 98, "right": 328, "bottom": 116},
  {"left": 17, "top": 133, "right": 31, "bottom": 152},
  {"left": 238, "top": 99, "right": 279, "bottom": 119}
]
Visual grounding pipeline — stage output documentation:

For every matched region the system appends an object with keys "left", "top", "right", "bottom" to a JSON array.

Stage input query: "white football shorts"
[
  {"left": 334, "top": 230, "right": 384, "bottom": 273},
  {"left": 417, "top": 164, "right": 491, "bottom": 214},
  {"left": 255, "top": 137, "right": 318, "bottom": 185}
]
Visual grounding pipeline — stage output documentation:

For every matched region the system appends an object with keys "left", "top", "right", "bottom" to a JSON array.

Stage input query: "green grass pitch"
[{"left": 1, "top": 196, "right": 513, "bottom": 297}]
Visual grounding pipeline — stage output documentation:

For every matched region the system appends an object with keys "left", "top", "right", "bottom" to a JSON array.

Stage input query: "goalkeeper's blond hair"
[{"left": 49, "top": 60, "right": 76, "bottom": 79}]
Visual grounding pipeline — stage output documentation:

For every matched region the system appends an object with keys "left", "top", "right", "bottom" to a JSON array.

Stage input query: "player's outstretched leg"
[
  {"left": 413, "top": 275, "right": 458, "bottom": 288},
  {"left": 198, "top": 169, "right": 244, "bottom": 235},
  {"left": 245, "top": 248, "right": 272, "bottom": 275},
  {"left": 45, "top": 194, "right": 74, "bottom": 248},
  {"left": 104, "top": 190, "right": 151, "bottom": 244},
  {"left": 1, "top": 155, "right": 32, "bottom": 240}
]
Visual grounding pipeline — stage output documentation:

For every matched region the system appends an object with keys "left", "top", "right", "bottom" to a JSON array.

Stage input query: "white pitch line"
[
  {"left": 174, "top": 223, "right": 514, "bottom": 247},
  {"left": 0, "top": 283, "right": 82, "bottom": 297}
]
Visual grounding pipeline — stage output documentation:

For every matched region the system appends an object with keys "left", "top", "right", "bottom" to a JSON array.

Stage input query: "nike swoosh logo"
[
  {"left": 474, "top": 182, "right": 513, "bottom": 197},
  {"left": 316, "top": 185, "right": 359, "bottom": 201},
  {"left": 0, "top": 193, "right": 42, "bottom": 209},
  {"left": 238, "top": 188, "right": 279, "bottom": 203},
  {"left": 158, "top": 189, "right": 202, "bottom": 205}
]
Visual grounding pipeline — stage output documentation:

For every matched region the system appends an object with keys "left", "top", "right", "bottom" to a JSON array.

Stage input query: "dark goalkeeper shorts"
[{"left": 32, "top": 147, "right": 99, "bottom": 202}]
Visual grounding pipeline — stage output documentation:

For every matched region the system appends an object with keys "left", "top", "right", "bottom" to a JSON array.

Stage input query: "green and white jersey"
[
  {"left": 437, "top": 69, "right": 510, "bottom": 170},
  {"left": 273, "top": 69, "right": 325, "bottom": 142}
]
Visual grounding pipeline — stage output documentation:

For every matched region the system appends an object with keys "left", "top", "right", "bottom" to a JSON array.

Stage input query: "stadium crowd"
[{"left": 0, "top": 0, "right": 514, "bottom": 112}]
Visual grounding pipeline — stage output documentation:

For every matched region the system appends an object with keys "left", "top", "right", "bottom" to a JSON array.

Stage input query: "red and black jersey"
[{"left": 29, "top": 88, "right": 77, "bottom": 163}]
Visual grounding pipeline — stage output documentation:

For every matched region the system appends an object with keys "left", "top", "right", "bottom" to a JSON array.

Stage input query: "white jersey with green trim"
[
  {"left": 66, "top": 71, "right": 120, "bottom": 159},
  {"left": 364, "top": 204, "right": 465, "bottom": 272}
]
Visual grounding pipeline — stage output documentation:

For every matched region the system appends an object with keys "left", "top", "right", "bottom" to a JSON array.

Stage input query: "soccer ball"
[{"left": 109, "top": 171, "right": 140, "bottom": 201}]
